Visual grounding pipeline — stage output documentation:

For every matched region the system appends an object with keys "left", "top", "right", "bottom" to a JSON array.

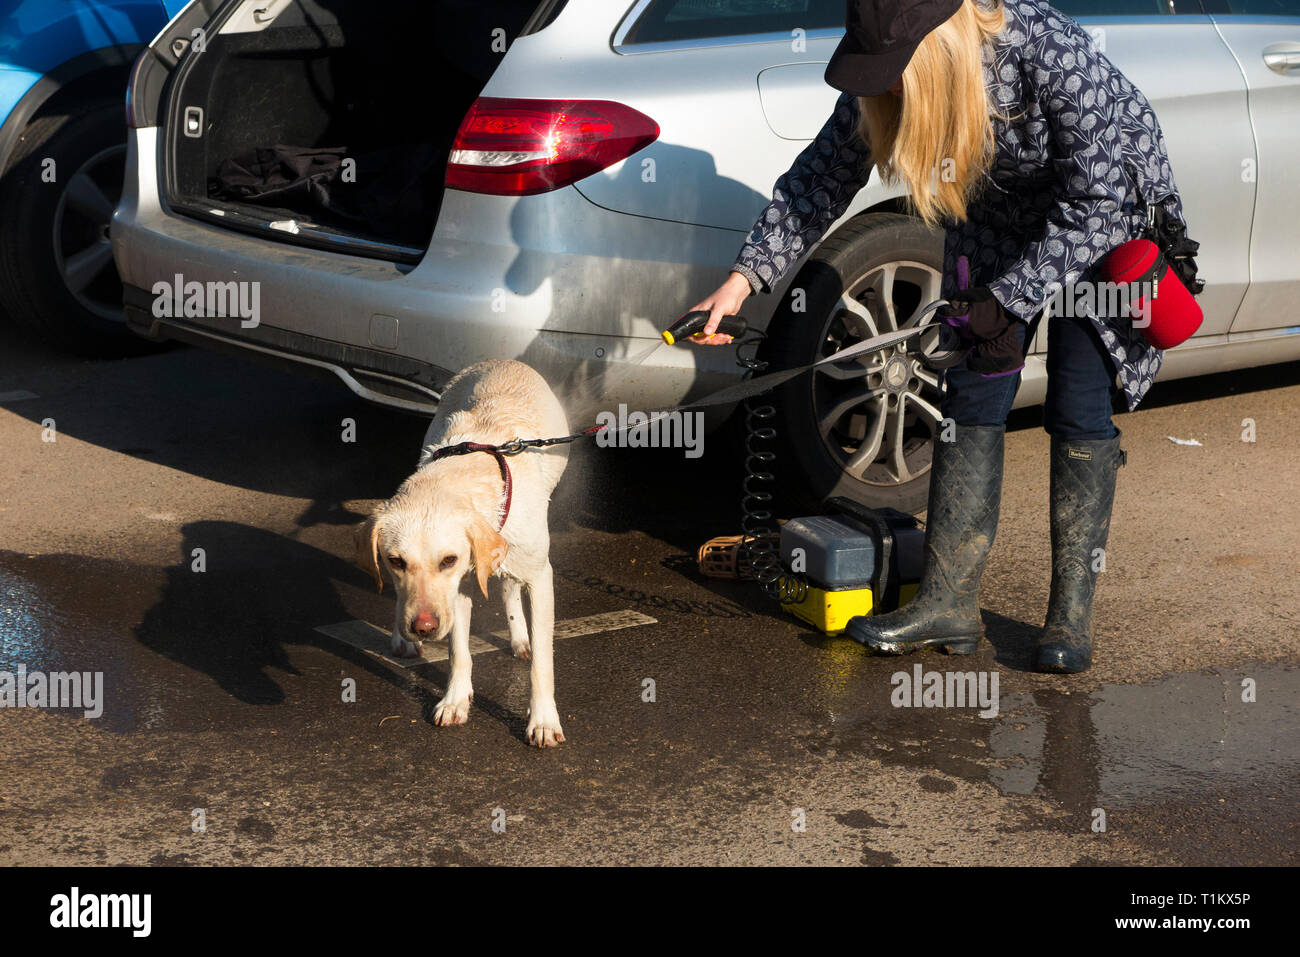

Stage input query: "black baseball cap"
[{"left": 825, "top": 0, "right": 965, "bottom": 97}]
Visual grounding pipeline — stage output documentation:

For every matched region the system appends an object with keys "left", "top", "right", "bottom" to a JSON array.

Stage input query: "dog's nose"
[{"left": 411, "top": 612, "right": 438, "bottom": 637}]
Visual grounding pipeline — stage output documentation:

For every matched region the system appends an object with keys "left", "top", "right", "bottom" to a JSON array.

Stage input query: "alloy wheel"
[
  {"left": 811, "top": 260, "right": 946, "bottom": 488},
  {"left": 51, "top": 144, "right": 127, "bottom": 323}
]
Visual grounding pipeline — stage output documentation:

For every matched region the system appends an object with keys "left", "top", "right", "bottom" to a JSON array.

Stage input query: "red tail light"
[{"left": 445, "top": 98, "right": 660, "bottom": 196}]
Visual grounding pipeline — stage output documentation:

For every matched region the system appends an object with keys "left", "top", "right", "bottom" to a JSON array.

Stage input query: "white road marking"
[
  {"left": 0, "top": 390, "right": 39, "bottom": 403},
  {"left": 316, "top": 609, "right": 658, "bottom": 668}
]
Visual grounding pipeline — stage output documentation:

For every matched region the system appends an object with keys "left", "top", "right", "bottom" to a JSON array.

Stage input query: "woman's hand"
[{"left": 685, "top": 272, "right": 753, "bottom": 345}]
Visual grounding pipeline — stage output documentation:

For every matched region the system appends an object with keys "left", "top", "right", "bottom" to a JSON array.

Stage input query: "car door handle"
[{"left": 1263, "top": 43, "right": 1300, "bottom": 75}]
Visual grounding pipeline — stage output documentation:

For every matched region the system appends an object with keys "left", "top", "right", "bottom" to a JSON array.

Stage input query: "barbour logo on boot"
[{"left": 1068, "top": 447, "right": 1092, "bottom": 460}]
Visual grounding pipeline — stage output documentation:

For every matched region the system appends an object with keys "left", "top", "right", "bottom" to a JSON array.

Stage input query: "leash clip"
[{"left": 904, "top": 298, "right": 969, "bottom": 370}]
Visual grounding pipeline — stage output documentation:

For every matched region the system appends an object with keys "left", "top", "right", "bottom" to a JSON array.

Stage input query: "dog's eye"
[
  {"left": 387, "top": 555, "right": 406, "bottom": 571},
  {"left": 439, "top": 554, "right": 457, "bottom": 570}
]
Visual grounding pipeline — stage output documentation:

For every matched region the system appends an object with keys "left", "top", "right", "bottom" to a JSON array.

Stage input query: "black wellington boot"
[
  {"left": 1035, "top": 432, "right": 1125, "bottom": 674},
  {"left": 844, "top": 424, "right": 1005, "bottom": 656}
]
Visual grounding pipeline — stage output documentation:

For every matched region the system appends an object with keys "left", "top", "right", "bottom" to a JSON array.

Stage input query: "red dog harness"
[
  {"left": 426, "top": 441, "right": 515, "bottom": 530},
  {"left": 425, "top": 428, "right": 604, "bottom": 530}
]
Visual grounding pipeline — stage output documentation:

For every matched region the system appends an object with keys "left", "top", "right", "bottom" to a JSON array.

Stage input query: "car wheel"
[
  {"left": 764, "top": 212, "right": 947, "bottom": 515},
  {"left": 0, "top": 98, "right": 159, "bottom": 356}
]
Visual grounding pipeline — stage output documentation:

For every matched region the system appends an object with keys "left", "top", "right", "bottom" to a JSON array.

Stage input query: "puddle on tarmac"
[
  {"left": 0, "top": 547, "right": 345, "bottom": 735},
  {"left": 816, "top": 651, "right": 1298, "bottom": 811},
  {"left": 0, "top": 565, "right": 77, "bottom": 670},
  {"left": 0, "top": 558, "right": 177, "bottom": 734},
  {"left": 989, "top": 665, "right": 1300, "bottom": 807}
]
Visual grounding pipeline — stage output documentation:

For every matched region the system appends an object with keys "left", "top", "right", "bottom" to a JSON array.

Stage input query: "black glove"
[{"left": 937, "top": 286, "right": 1025, "bottom": 377}]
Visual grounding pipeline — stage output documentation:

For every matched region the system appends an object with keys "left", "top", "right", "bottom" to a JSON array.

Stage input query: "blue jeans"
[{"left": 939, "top": 315, "right": 1120, "bottom": 440}]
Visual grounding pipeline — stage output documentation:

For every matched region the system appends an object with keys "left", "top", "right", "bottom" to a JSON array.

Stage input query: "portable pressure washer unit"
[{"left": 777, "top": 497, "right": 925, "bottom": 634}]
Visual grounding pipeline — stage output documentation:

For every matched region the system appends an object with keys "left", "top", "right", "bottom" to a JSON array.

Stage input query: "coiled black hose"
[{"left": 734, "top": 333, "right": 808, "bottom": 604}]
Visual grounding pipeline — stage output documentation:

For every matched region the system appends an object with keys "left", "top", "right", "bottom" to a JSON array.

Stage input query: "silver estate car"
[{"left": 112, "top": 0, "right": 1300, "bottom": 510}]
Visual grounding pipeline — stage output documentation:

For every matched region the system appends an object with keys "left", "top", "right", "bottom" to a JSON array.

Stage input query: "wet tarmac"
[{"left": 0, "top": 321, "right": 1297, "bottom": 865}]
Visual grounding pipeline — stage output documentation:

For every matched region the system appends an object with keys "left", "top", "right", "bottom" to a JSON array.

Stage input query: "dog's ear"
[
  {"left": 467, "top": 516, "right": 507, "bottom": 600},
  {"left": 353, "top": 513, "right": 385, "bottom": 593}
]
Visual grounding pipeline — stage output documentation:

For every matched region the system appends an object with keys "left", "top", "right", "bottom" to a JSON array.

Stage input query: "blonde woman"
[{"left": 690, "top": 0, "right": 1196, "bottom": 673}]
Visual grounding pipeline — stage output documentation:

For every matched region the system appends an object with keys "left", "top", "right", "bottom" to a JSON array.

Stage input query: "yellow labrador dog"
[{"left": 355, "top": 360, "right": 570, "bottom": 747}]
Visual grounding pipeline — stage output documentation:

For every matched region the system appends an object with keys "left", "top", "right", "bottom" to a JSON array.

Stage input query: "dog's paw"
[
  {"left": 433, "top": 692, "right": 472, "bottom": 726},
  {"left": 510, "top": 635, "right": 531, "bottom": 660},
  {"left": 526, "top": 699, "right": 565, "bottom": 748},
  {"left": 390, "top": 634, "right": 424, "bottom": 659}
]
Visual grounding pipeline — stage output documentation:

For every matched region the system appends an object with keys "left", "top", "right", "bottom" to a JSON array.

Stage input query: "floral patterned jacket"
[{"left": 732, "top": 0, "right": 1189, "bottom": 410}]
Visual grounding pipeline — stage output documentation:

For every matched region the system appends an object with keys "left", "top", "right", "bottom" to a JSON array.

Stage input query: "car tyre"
[
  {"left": 762, "top": 212, "right": 948, "bottom": 515},
  {"left": 0, "top": 98, "right": 159, "bottom": 356}
]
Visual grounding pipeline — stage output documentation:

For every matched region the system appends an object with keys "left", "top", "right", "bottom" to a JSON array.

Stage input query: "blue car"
[{"left": 0, "top": 0, "right": 185, "bottom": 353}]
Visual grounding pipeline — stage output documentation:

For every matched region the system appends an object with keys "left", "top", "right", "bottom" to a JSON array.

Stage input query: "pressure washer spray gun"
[
  {"left": 659, "top": 309, "right": 928, "bottom": 636},
  {"left": 660, "top": 310, "right": 749, "bottom": 345}
]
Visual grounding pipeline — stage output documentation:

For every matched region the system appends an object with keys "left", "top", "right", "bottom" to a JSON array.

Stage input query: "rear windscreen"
[{"left": 625, "top": 0, "right": 844, "bottom": 44}]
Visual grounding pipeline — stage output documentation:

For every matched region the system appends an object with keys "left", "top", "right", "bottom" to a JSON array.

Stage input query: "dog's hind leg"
[
  {"left": 524, "top": 562, "right": 564, "bottom": 747},
  {"left": 433, "top": 592, "right": 474, "bottom": 727},
  {"left": 502, "top": 577, "right": 531, "bottom": 659}
]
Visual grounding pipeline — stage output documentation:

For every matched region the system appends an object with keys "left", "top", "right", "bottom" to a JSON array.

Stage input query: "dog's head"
[{"left": 354, "top": 483, "right": 507, "bottom": 644}]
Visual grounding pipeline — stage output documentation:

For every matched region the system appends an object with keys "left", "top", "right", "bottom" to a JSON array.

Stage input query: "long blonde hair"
[{"left": 858, "top": 0, "right": 1006, "bottom": 227}]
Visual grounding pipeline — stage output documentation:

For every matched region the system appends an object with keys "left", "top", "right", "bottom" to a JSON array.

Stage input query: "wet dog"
[{"left": 355, "top": 360, "right": 570, "bottom": 746}]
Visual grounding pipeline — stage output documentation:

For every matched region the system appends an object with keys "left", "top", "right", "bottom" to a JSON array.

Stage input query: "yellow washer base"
[{"left": 781, "top": 582, "right": 919, "bottom": 635}]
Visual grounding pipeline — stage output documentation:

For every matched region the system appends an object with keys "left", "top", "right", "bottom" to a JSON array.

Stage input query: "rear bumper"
[
  {"left": 111, "top": 126, "right": 747, "bottom": 419},
  {"left": 122, "top": 286, "right": 450, "bottom": 413}
]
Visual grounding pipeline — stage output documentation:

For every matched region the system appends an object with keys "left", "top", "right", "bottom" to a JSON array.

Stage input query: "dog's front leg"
[
  {"left": 524, "top": 562, "right": 564, "bottom": 747},
  {"left": 433, "top": 592, "right": 474, "bottom": 726}
]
